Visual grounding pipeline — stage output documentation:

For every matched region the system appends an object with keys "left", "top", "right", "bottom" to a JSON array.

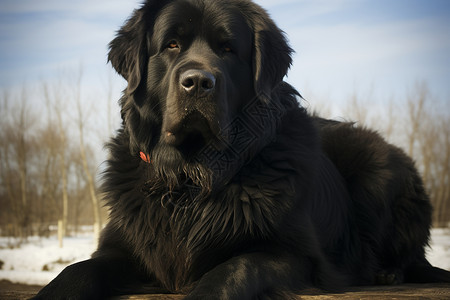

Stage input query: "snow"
[
  {"left": 0, "top": 229, "right": 449, "bottom": 286},
  {"left": 427, "top": 228, "right": 450, "bottom": 271},
  {"left": 0, "top": 235, "right": 96, "bottom": 285}
]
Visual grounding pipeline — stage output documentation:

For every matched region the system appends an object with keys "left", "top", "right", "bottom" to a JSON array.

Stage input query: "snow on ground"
[
  {"left": 0, "top": 235, "right": 96, "bottom": 285},
  {"left": 0, "top": 229, "right": 449, "bottom": 286},
  {"left": 427, "top": 228, "right": 450, "bottom": 271}
]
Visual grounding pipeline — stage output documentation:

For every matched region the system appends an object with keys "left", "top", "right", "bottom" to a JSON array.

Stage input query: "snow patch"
[
  {"left": 0, "top": 236, "right": 95, "bottom": 285},
  {"left": 427, "top": 228, "right": 450, "bottom": 271}
]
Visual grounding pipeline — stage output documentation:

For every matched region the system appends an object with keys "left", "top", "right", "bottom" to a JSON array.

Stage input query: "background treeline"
[
  {"left": 0, "top": 69, "right": 120, "bottom": 244},
  {"left": 310, "top": 81, "right": 449, "bottom": 228},
  {"left": 0, "top": 73, "right": 449, "bottom": 244}
]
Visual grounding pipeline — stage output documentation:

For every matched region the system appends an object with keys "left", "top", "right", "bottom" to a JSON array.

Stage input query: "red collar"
[{"left": 139, "top": 151, "right": 151, "bottom": 163}]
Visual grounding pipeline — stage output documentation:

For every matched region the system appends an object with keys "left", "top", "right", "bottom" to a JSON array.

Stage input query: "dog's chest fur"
[{"left": 106, "top": 139, "right": 299, "bottom": 291}]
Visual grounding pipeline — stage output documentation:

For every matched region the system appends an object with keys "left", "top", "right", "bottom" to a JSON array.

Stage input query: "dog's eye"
[
  {"left": 222, "top": 44, "right": 233, "bottom": 53},
  {"left": 167, "top": 41, "right": 179, "bottom": 49}
]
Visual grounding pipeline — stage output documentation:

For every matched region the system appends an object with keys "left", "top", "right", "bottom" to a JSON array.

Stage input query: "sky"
[{"left": 1, "top": 0, "right": 449, "bottom": 119}]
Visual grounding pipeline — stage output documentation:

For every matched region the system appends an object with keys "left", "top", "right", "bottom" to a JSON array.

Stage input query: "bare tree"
[
  {"left": 382, "top": 96, "right": 396, "bottom": 141},
  {"left": 405, "top": 82, "right": 429, "bottom": 157},
  {"left": 72, "top": 67, "right": 102, "bottom": 241},
  {"left": 43, "top": 78, "right": 73, "bottom": 246},
  {"left": 402, "top": 82, "right": 450, "bottom": 226},
  {"left": 345, "top": 91, "right": 369, "bottom": 125},
  {"left": 34, "top": 122, "right": 64, "bottom": 236},
  {"left": 421, "top": 116, "right": 450, "bottom": 227},
  {"left": 314, "top": 81, "right": 450, "bottom": 226},
  {"left": 0, "top": 70, "right": 110, "bottom": 239},
  {"left": 0, "top": 87, "right": 37, "bottom": 238}
]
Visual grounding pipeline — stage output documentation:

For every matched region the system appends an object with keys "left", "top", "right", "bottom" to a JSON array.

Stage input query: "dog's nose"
[{"left": 180, "top": 69, "right": 216, "bottom": 97}]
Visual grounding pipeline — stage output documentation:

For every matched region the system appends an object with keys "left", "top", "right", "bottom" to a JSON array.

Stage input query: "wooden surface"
[
  {"left": 1, "top": 281, "right": 449, "bottom": 299},
  {"left": 115, "top": 284, "right": 450, "bottom": 299}
]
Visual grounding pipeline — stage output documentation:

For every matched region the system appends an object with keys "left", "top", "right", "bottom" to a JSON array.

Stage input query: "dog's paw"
[{"left": 375, "top": 269, "right": 404, "bottom": 285}]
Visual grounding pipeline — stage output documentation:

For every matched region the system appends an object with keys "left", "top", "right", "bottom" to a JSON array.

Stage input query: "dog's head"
[{"left": 108, "top": 0, "right": 293, "bottom": 192}]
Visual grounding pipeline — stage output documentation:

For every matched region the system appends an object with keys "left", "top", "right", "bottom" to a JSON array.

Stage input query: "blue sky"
[{"left": 1, "top": 0, "right": 449, "bottom": 117}]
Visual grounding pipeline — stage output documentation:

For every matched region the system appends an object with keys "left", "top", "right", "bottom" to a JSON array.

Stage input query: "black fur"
[{"left": 34, "top": 0, "right": 450, "bottom": 299}]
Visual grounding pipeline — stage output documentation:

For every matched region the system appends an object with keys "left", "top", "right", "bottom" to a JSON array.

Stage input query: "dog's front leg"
[
  {"left": 32, "top": 254, "right": 146, "bottom": 300},
  {"left": 185, "top": 252, "right": 307, "bottom": 300}
]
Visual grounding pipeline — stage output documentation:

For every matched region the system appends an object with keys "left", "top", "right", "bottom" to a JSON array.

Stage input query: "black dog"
[{"left": 34, "top": 0, "right": 450, "bottom": 299}]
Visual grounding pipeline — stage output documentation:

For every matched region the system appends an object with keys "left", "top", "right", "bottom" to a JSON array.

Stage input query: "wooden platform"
[
  {"left": 115, "top": 284, "right": 450, "bottom": 299},
  {"left": 2, "top": 281, "right": 448, "bottom": 300}
]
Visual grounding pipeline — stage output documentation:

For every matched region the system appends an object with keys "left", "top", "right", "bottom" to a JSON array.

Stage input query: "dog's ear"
[
  {"left": 108, "top": 1, "right": 172, "bottom": 94},
  {"left": 108, "top": 7, "right": 148, "bottom": 94},
  {"left": 249, "top": 6, "right": 293, "bottom": 99}
]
